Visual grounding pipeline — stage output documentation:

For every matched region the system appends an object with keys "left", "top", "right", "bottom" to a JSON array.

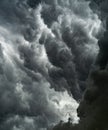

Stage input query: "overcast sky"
[{"left": 0, "top": 0, "right": 107, "bottom": 130}]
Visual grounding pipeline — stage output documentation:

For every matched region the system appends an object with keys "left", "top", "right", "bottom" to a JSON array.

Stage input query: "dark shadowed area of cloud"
[{"left": 53, "top": 70, "right": 108, "bottom": 130}]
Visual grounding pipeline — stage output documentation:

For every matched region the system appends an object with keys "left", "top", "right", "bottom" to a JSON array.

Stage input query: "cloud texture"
[
  {"left": 0, "top": 0, "right": 103, "bottom": 129},
  {"left": 53, "top": 1, "right": 108, "bottom": 129}
]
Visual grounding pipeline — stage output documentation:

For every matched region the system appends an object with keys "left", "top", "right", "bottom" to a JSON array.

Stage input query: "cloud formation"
[
  {"left": 53, "top": 1, "right": 108, "bottom": 129},
  {"left": 0, "top": 0, "right": 103, "bottom": 129}
]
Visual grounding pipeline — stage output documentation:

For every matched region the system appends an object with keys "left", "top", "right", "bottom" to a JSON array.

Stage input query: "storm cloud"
[
  {"left": 53, "top": 0, "right": 108, "bottom": 129},
  {"left": 0, "top": 0, "right": 103, "bottom": 130}
]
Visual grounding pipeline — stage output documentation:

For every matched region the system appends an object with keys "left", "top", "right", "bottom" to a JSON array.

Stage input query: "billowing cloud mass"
[
  {"left": 77, "top": 1, "right": 108, "bottom": 130},
  {"left": 53, "top": 0, "right": 108, "bottom": 130},
  {"left": 0, "top": 0, "right": 103, "bottom": 130}
]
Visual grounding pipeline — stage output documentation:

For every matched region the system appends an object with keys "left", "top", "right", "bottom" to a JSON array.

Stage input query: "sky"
[{"left": 0, "top": 0, "right": 107, "bottom": 130}]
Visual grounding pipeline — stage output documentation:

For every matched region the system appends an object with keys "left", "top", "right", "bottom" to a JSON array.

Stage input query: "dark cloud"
[
  {"left": 52, "top": 1, "right": 108, "bottom": 129},
  {"left": 77, "top": 70, "right": 108, "bottom": 130},
  {"left": 39, "top": 0, "right": 102, "bottom": 100},
  {"left": 0, "top": 0, "right": 104, "bottom": 129},
  {"left": 27, "top": 0, "right": 42, "bottom": 8},
  {"left": 89, "top": 0, "right": 108, "bottom": 70},
  {"left": 52, "top": 71, "right": 108, "bottom": 130}
]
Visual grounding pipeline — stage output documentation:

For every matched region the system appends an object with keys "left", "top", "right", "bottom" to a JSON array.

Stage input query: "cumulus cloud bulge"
[{"left": 0, "top": 0, "right": 107, "bottom": 130}]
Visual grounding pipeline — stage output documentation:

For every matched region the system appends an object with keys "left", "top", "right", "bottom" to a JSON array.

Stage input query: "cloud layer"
[{"left": 0, "top": 0, "right": 103, "bottom": 129}]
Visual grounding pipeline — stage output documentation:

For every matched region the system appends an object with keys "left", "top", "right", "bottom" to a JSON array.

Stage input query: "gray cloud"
[
  {"left": 0, "top": 0, "right": 103, "bottom": 129},
  {"left": 38, "top": 0, "right": 102, "bottom": 100},
  {"left": 53, "top": 1, "right": 108, "bottom": 129}
]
